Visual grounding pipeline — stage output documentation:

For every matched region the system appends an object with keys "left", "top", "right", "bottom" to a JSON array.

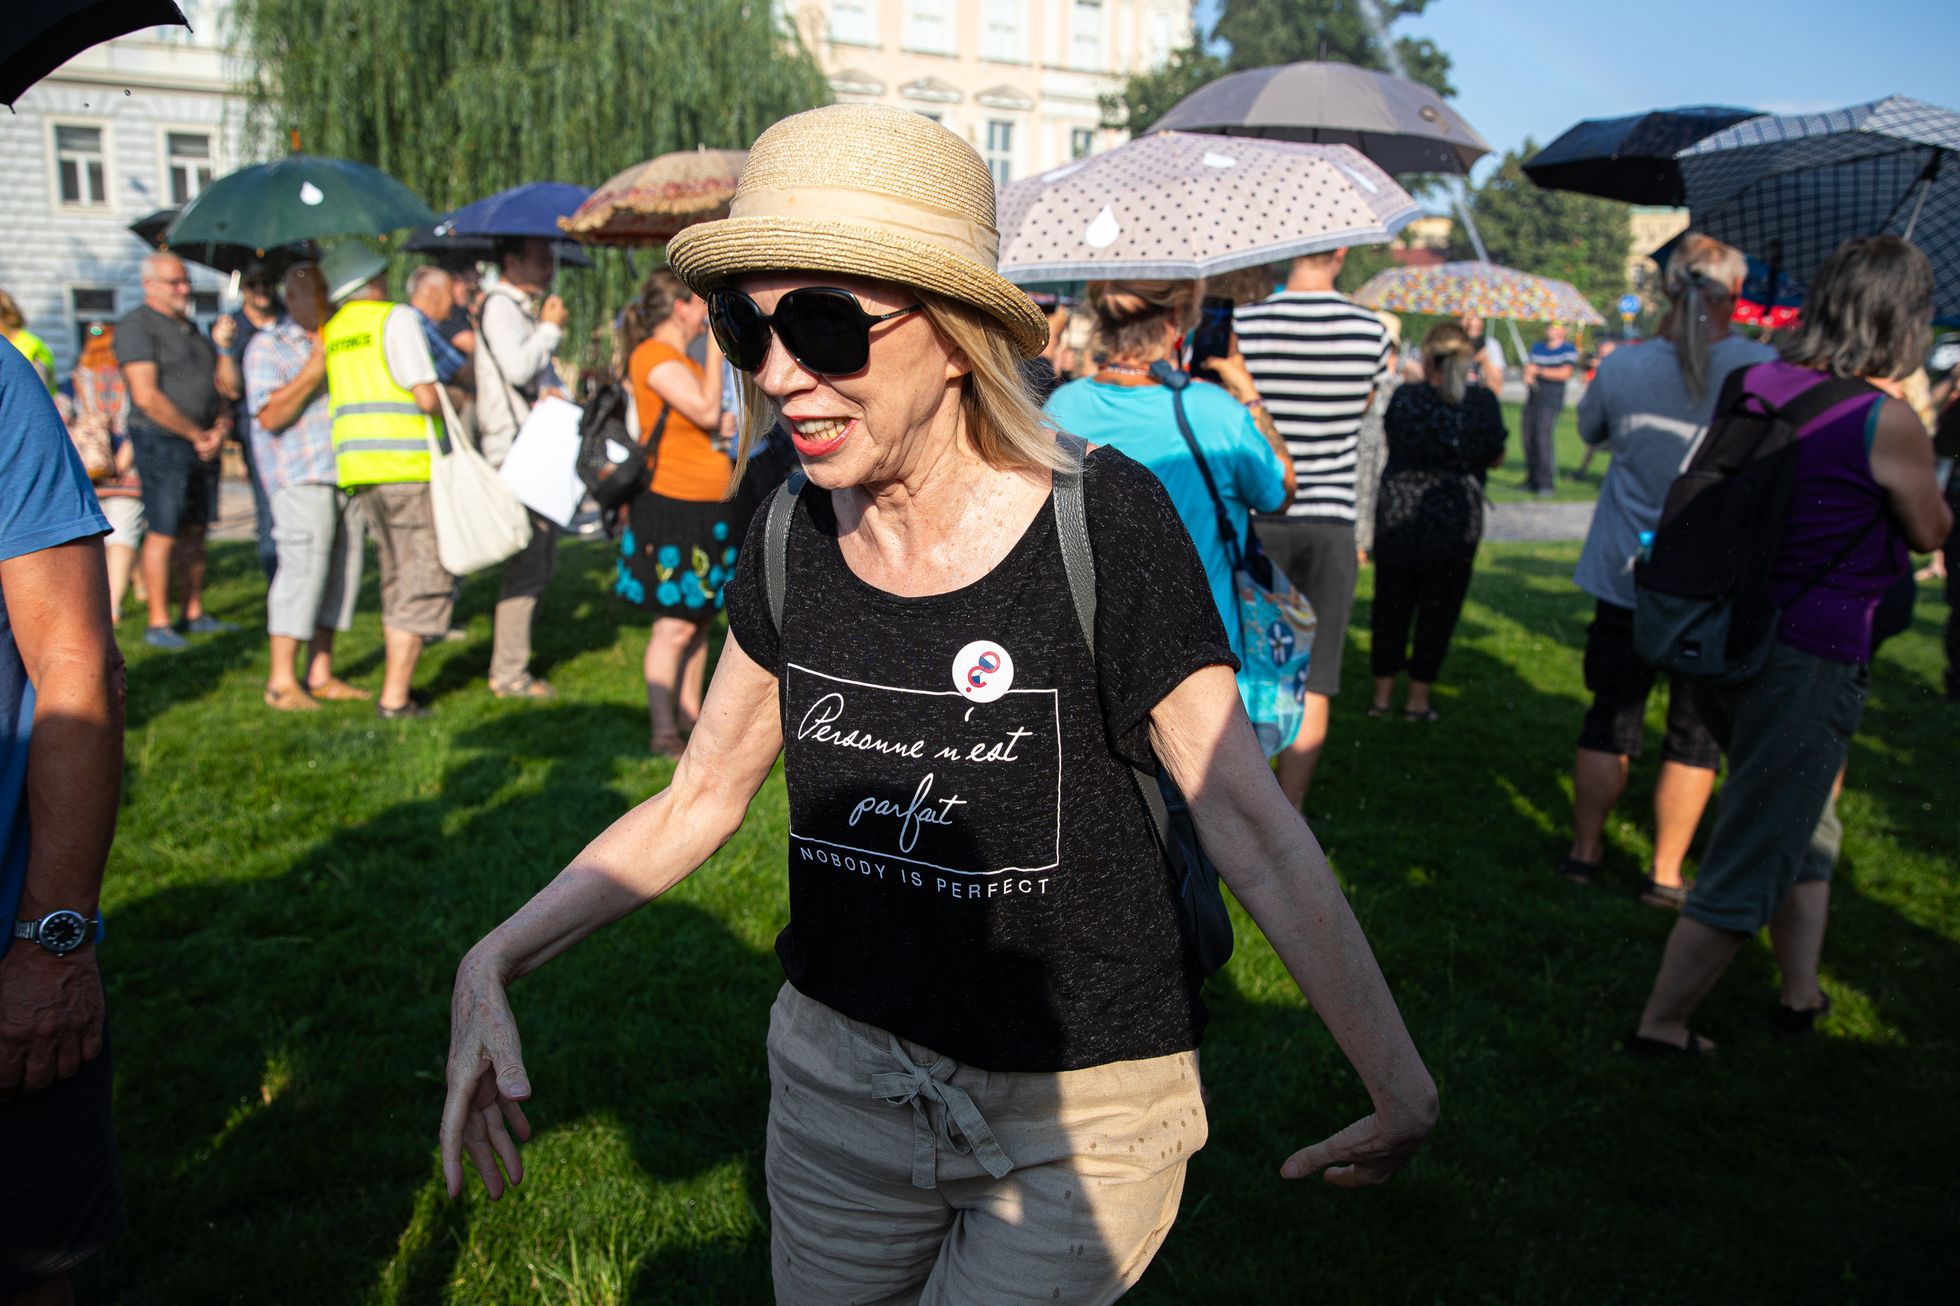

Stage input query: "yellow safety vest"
[
  {"left": 4, "top": 329, "right": 56, "bottom": 394},
  {"left": 323, "top": 300, "right": 437, "bottom": 486}
]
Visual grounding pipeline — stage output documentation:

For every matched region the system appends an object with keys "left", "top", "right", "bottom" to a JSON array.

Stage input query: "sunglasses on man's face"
[{"left": 708, "top": 287, "right": 921, "bottom": 377}]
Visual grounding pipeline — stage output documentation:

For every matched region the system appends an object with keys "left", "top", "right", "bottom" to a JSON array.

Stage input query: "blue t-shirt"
[
  {"left": 1529, "top": 340, "right": 1580, "bottom": 370},
  {"left": 1044, "top": 378, "right": 1287, "bottom": 659},
  {"left": 0, "top": 343, "right": 110, "bottom": 961}
]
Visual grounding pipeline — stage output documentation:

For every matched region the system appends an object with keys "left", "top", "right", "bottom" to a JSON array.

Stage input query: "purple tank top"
[{"left": 1747, "top": 360, "right": 1907, "bottom": 664}]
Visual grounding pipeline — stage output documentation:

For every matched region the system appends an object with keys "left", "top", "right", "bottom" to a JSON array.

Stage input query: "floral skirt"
[{"left": 614, "top": 490, "right": 749, "bottom": 619}]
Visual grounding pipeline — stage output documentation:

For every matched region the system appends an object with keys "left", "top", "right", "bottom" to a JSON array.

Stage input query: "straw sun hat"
[{"left": 666, "top": 104, "right": 1049, "bottom": 360}]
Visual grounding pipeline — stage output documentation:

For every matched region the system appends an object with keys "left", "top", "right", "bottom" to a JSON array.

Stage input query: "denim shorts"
[{"left": 130, "top": 425, "right": 220, "bottom": 537}]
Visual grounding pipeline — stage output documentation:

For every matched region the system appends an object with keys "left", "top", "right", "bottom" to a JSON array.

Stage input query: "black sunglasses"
[{"left": 708, "top": 287, "right": 921, "bottom": 376}]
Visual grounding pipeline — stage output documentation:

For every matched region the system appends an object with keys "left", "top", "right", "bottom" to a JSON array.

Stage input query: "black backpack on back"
[
  {"left": 575, "top": 384, "right": 668, "bottom": 513},
  {"left": 1633, "top": 366, "right": 1874, "bottom": 684}
]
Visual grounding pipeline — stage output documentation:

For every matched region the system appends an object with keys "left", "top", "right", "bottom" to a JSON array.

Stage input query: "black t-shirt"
[
  {"left": 725, "top": 447, "right": 1235, "bottom": 1071},
  {"left": 438, "top": 305, "right": 473, "bottom": 346},
  {"left": 114, "top": 305, "right": 221, "bottom": 432}
]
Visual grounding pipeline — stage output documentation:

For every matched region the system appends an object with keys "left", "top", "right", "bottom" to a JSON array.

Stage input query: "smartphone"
[{"left": 1188, "top": 296, "right": 1235, "bottom": 382}]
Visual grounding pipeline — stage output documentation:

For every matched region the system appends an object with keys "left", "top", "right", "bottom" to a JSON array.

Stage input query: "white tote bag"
[{"left": 429, "top": 388, "right": 532, "bottom": 575}]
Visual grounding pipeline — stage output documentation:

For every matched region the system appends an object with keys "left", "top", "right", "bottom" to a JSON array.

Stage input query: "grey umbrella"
[
  {"left": 1144, "top": 61, "right": 1490, "bottom": 177},
  {"left": 1678, "top": 95, "right": 1960, "bottom": 321}
]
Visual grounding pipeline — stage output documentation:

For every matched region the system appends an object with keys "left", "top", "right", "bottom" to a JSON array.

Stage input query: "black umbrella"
[
  {"left": 1144, "top": 61, "right": 1490, "bottom": 177},
  {"left": 1523, "top": 106, "right": 1762, "bottom": 206},
  {"left": 3, "top": 0, "right": 186, "bottom": 106},
  {"left": 129, "top": 207, "right": 318, "bottom": 278},
  {"left": 403, "top": 226, "right": 594, "bottom": 269}
]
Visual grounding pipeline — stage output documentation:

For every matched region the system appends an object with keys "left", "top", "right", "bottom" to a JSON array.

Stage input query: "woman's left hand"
[{"left": 1280, "top": 1101, "right": 1436, "bottom": 1187}]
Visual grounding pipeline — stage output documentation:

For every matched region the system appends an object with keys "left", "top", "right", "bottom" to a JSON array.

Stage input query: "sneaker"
[
  {"left": 442, "top": 626, "right": 469, "bottom": 643},
  {"left": 142, "top": 626, "right": 189, "bottom": 651},
  {"left": 376, "top": 700, "right": 431, "bottom": 720},
  {"left": 178, "top": 615, "right": 237, "bottom": 635}
]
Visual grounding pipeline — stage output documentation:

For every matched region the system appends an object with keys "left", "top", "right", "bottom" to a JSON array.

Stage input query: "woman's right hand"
[
  {"left": 1208, "top": 352, "right": 1260, "bottom": 405},
  {"left": 440, "top": 953, "right": 534, "bottom": 1200}
]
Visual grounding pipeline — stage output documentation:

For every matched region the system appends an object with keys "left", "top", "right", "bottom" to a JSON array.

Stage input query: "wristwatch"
[{"left": 12, "top": 910, "right": 98, "bottom": 956}]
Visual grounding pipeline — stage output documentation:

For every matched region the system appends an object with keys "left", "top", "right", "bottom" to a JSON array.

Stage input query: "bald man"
[{"left": 116, "top": 254, "right": 239, "bottom": 649}]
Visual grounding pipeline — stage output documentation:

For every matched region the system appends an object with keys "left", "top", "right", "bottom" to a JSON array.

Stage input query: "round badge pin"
[{"left": 952, "top": 640, "right": 1015, "bottom": 704}]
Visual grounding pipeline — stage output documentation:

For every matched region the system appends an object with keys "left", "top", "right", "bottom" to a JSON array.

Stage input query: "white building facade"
[
  {"left": 0, "top": 0, "right": 253, "bottom": 376},
  {"left": 789, "top": 1, "right": 1192, "bottom": 183}
]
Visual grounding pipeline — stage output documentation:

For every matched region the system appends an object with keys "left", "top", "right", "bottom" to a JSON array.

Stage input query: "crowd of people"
[{"left": 3, "top": 98, "right": 1958, "bottom": 1303}]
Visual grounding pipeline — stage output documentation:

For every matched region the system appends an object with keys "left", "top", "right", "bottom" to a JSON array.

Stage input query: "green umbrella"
[{"left": 165, "top": 154, "right": 437, "bottom": 252}]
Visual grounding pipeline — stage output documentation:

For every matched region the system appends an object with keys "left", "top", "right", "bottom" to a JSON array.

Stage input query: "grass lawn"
[
  {"left": 1485, "top": 399, "right": 1605, "bottom": 505},
  {"left": 84, "top": 536, "right": 1956, "bottom": 1304}
]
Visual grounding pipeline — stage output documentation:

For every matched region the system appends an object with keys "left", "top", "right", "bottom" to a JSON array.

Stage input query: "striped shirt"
[{"left": 1233, "top": 292, "right": 1391, "bottom": 522}]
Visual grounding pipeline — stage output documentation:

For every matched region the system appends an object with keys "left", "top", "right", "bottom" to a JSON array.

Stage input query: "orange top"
[{"left": 630, "top": 338, "right": 730, "bottom": 502}]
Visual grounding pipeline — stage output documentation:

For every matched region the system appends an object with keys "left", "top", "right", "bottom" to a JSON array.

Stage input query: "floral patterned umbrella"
[
  {"left": 996, "top": 133, "right": 1418, "bottom": 283},
  {"left": 1351, "top": 260, "right": 1605, "bottom": 324},
  {"left": 558, "top": 149, "right": 748, "bottom": 247}
]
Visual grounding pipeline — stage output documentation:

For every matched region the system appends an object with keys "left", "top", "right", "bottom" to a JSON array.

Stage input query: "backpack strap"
[
  {"left": 1771, "top": 373, "right": 1878, "bottom": 433},
  {"left": 1048, "top": 431, "right": 1179, "bottom": 854},
  {"left": 763, "top": 466, "right": 808, "bottom": 639}
]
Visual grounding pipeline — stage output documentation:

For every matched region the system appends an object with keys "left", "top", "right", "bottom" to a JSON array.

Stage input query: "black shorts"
[
  {"left": 1576, "top": 600, "right": 1721, "bottom": 769},
  {"left": 1254, "top": 517, "right": 1357, "bottom": 697},
  {"left": 0, "top": 1025, "right": 126, "bottom": 1293},
  {"left": 131, "top": 425, "right": 221, "bottom": 537}
]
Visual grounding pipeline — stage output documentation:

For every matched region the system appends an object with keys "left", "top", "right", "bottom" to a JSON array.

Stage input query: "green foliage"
[
  {"left": 81, "top": 536, "right": 1960, "bottom": 1302},
  {"left": 1106, "top": 1, "right": 1454, "bottom": 135},
  {"left": 228, "top": 0, "right": 833, "bottom": 347},
  {"left": 1451, "top": 142, "right": 1633, "bottom": 337}
]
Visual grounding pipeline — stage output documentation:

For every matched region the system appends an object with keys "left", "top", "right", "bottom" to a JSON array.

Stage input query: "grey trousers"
[
  {"left": 490, "top": 509, "right": 558, "bottom": 687},
  {"left": 265, "top": 484, "right": 363, "bottom": 641},
  {"left": 1520, "top": 383, "right": 1565, "bottom": 492}
]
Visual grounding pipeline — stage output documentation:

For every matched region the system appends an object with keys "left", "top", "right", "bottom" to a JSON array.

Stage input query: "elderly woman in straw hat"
[{"left": 442, "top": 105, "right": 1436, "bottom": 1301}]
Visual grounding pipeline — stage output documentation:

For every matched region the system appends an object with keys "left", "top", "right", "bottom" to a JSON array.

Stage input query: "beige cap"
[{"left": 667, "top": 104, "right": 1048, "bottom": 359}]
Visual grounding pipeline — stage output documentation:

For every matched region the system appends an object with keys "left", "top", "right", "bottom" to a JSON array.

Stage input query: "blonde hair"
[
  {"left": 727, "top": 286, "right": 1072, "bottom": 495},
  {"left": 1659, "top": 234, "right": 1747, "bottom": 398},
  {"left": 1421, "top": 321, "right": 1475, "bottom": 406},
  {"left": 1083, "top": 279, "right": 1202, "bottom": 361},
  {"left": 0, "top": 288, "right": 23, "bottom": 333}
]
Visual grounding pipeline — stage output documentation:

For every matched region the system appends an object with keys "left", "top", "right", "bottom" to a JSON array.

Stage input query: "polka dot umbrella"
[
  {"left": 996, "top": 133, "right": 1419, "bottom": 283},
  {"left": 1350, "top": 261, "right": 1606, "bottom": 325}
]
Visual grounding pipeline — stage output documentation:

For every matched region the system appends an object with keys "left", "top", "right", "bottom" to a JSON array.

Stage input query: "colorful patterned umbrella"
[
  {"left": 997, "top": 133, "right": 1419, "bottom": 283},
  {"left": 558, "top": 149, "right": 748, "bottom": 247},
  {"left": 1351, "top": 261, "right": 1605, "bottom": 324}
]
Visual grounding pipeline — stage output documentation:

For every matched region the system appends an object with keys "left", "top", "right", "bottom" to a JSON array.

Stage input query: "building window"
[
  {"left": 72, "top": 288, "right": 117, "bottom": 355},
  {"left": 1150, "top": 11, "right": 1173, "bottom": 67},
  {"left": 1071, "top": 128, "right": 1096, "bottom": 160},
  {"left": 1071, "top": 0, "right": 1103, "bottom": 69},
  {"left": 983, "top": 0, "right": 1023, "bottom": 62},
  {"left": 830, "top": 0, "right": 877, "bottom": 46},
  {"left": 54, "top": 124, "right": 108, "bottom": 207},
  {"left": 915, "top": 110, "right": 943, "bottom": 123},
  {"left": 986, "top": 121, "right": 1015, "bottom": 187},
  {"left": 166, "top": 131, "right": 215, "bottom": 206},
  {"left": 904, "top": 0, "right": 951, "bottom": 54}
]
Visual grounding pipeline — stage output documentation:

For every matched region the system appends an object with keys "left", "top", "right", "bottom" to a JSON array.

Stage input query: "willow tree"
[{"left": 231, "top": 0, "right": 833, "bottom": 355}]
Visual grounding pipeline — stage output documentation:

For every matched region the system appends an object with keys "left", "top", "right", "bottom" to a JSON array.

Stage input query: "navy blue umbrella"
[
  {"left": 438, "top": 183, "right": 592, "bottom": 239},
  {"left": 1524, "top": 106, "right": 1761, "bottom": 206},
  {"left": 403, "top": 226, "right": 593, "bottom": 268}
]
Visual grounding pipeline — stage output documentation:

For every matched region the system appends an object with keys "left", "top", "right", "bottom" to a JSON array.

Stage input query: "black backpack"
[
  {"left": 758, "top": 435, "right": 1237, "bottom": 977},
  {"left": 1633, "top": 367, "right": 1874, "bottom": 683},
  {"left": 575, "top": 385, "right": 668, "bottom": 513}
]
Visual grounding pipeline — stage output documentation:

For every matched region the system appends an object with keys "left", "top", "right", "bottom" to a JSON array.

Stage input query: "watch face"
[{"left": 40, "top": 911, "right": 87, "bottom": 953}]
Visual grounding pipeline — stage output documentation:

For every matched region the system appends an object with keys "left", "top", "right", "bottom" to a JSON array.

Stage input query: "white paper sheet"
[{"left": 497, "top": 395, "right": 586, "bottom": 528}]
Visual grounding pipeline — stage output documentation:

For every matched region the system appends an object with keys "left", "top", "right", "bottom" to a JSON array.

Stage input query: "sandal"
[
  {"left": 1638, "top": 875, "right": 1690, "bottom": 910},
  {"left": 1625, "top": 1031, "right": 1710, "bottom": 1057},
  {"left": 1556, "top": 855, "right": 1599, "bottom": 885},
  {"left": 649, "top": 733, "right": 686, "bottom": 761},
  {"left": 1773, "top": 992, "right": 1832, "bottom": 1035},
  {"left": 490, "top": 673, "right": 556, "bottom": 701},
  {"left": 1366, "top": 703, "right": 1391, "bottom": 718},
  {"left": 263, "top": 685, "right": 320, "bottom": 712},
  {"left": 1404, "top": 707, "right": 1441, "bottom": 722},
  {"left": 306, "top": 677, "right": 372, "bottom": 702},
  {"left": 376, "top": 700, "right": 431, "bottom": 720}
]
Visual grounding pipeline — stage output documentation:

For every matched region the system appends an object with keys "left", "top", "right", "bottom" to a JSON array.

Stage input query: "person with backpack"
[
  {"left": 440, "top": 105, "right": 1436, "bottom": 1303},
  {"left": 1557, "top": 235, "right": 1775, "bottom": 907},
  {"left": 1629, "top": 236, "right": 1953, "bottom": 1056},
  {"left": 611, "top": 269, "right": 736, "bottom": 759}
]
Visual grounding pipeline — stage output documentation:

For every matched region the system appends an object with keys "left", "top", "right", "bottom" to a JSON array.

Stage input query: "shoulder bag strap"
[
  {"left": 763, "top": 468, "right": 809, "bottom": 637},
  {"left": 1148, "top": 361, "right": 1243, "bottom": 572},
  {"left": 1048, "top": 431, "right": 1178, "bottom": 854}
]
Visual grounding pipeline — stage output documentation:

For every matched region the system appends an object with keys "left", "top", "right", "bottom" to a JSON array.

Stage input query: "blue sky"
[{"left": 1196, "top": 0, "right": 1960, "bottom": 185}]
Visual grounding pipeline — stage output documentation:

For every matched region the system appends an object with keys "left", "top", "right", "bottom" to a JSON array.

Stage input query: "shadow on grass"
[{"left": 92, "top": 704, "right": 783, "bottom": 1303}]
